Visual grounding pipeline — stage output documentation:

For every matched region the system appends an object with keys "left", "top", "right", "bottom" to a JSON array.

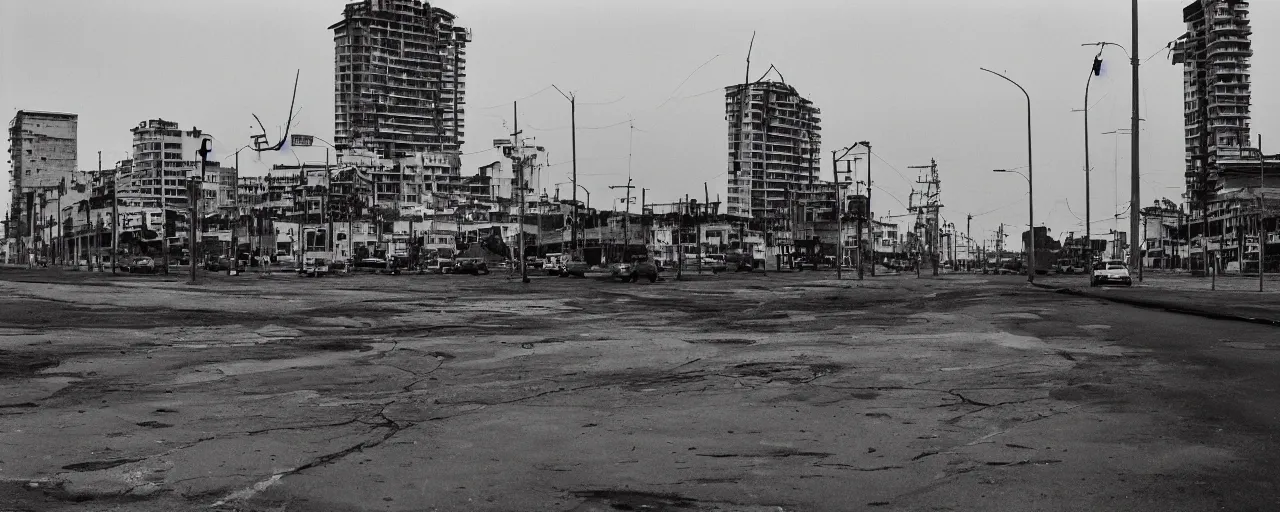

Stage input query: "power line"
[
  {"left": 579, "top": 95, "right": 627, "bottom": 106},
  {"left": 655, "top": 54, "right": 722, "bottom": 110},
  {"left": 662, "top": 85, "right": 725, "bottom": 105},
  {"left": 476, "top": 85, "right": 554, "bottom": 110},
  {"left": 869, "top": 151, "right": 913, "bottom": 186},
  {"left": 871, "top": 184, "right": 909, "bottom": 211},
  {"left": 972, "top": 191, "right": 1030, "bottom": 218}
]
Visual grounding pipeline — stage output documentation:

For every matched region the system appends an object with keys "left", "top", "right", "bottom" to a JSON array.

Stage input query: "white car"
[{"left": 1091, "top": 260, "right": 1132, "bottom": 286}]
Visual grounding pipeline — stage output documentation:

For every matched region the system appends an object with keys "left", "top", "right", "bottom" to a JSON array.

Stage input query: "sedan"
[
  {"left": 123, "top": 256, "right": 157, "bottom": 274},
  {"left": 608, "top": 262, "right": 634, "bottom": 282},
  {"left": 562, "top": 260, "right": 590, "bottom": 277},
  {"left": 454, "top": 258, "right": 490, "bottom": 275},
  {"left": 1092, "top": 260, "right": 1133, "bottom": 286}
]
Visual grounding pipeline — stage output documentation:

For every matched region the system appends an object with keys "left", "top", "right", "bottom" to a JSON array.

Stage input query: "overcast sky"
[{"left": 3, "top": 0, "right": 1276, "bottom": 243}]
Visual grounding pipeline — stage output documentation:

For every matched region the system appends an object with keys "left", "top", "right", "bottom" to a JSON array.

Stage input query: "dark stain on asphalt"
[
  {"left": 311, "top": 340, "right": 375, "bottom": 352},
  {"left": 0, "top": 351, "right": 60, "bottom": 377},
  {"left": 683, "top": 338, "right": 755, "bottom": 345},
  {"left": 696, "top": 449, "right": 832, "bottom": 459},
  {"left": 60, "top": 458, "right": 144, "bottom": 472}
]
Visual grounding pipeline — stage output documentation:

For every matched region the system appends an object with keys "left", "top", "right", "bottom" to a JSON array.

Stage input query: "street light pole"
[
  {"left": 994, "top": 169, "right": 1033, "bottom": 283},
  {"left": 552, "top": 85, "right": 578, "bottom": 260},
  {"left": 1130, "top": 0, "right": 1142, "bottom": 283},
  {"left": 1080, "top": 44, "right": 1106, "bottom": 286},
  {"left": 192, "top": 139, "right": 212, "bottom": 285},
  {"left": 982, "top": 68, "right": 1035, "bottom": 283}
]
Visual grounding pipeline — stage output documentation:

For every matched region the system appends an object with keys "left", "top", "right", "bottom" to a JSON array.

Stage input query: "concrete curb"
[{"left": 1030, "top": 282, "right": 1280, "bottom": 327}]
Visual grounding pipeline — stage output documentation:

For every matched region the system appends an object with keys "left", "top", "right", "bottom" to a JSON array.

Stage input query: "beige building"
[{"left": 6, "top": 110, "right": 77, "bottom": 260}]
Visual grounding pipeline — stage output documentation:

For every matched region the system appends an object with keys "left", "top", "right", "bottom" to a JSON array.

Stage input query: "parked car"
[
  {"left": 355, "top": 257, "right": 387, "bottom": 270},
  {"left": 543, "top": 253, "right": 566, "bottom": 276},
  {"left": 123, "top": 256, "right": 157, "bottom": 274},
  {"left": 629, "top": 257, "right": 660, "bottom": 283},
  {"left": 390, "top": 255, "right": 414, "bottom": 271},
  {"left": 203, "top": 256, "right": 232, "bottom": 272},
  {"left": 562, "top": 260, "right": 590, "bottom": 277},
  {"left": 300, "top": 257, "right": 329, "bottom": 277},
  {"left": 703, "top": 254, "right": 729, "bottom": 272},
  {"left": 608, "top": 261, "right": 634, "bottom": 282},
  {"left": 1092, "top": 259, "right": 1132, "bottom": 286},
  {"left": 454, "top": 257, "right": 490, "bottom": 275},
  {"left": 428, "top": 253, "right": 454, "bottom": 274},
  {"left": 725, "top": 253, "right": 754, "bottom": 272},
  {"left": 526, "top": 256, "right": 546, "bottom": 270},
  {"left": 792, "top": 256, "right": 820, "bottom": 271}
]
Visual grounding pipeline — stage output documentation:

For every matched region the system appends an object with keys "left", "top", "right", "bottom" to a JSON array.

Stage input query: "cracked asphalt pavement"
[{"left": 0, "top": 269, "right": 1277, "bottom": 511}]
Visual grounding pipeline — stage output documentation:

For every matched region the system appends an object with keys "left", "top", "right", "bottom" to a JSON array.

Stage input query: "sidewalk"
[{"left": 1034, "top": 273, "right": 1280, "bottom": 326}]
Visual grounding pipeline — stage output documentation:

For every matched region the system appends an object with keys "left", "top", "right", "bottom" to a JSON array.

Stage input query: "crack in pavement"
[
  {"left": 240, "top": 416, "right": 365, "bottom": 436},
  {"left": 813, "top": 463, "right": 905, "bottom": 472},
  {"left": 211, "top": 401, "right": 415, "bottom": 507}
]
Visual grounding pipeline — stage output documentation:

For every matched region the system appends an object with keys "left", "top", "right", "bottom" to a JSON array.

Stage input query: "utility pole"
[
  {"left": 865, "top": 141, "right": 874, "bottom": 277},
  {"left": 1130, "top": 0, "right": 1142, "bottom": 282},
  {"left": 997, "top": 223, "right": 1005, "bottom": 270},
  {"left": 856, "top": 174, "right": 865, "bottom": 280},
  {"left": 192, "top": 139, "right": 211, "bottom": 285},
  {"left": 96, "top": 152, "right": 102, "bottom": 271},
  {"left": 111, "top": 155, "right": 119, "bottom": 274},
  {"left": 829, "top": 144, "right": 860, "bottom": 280},
  {"left": 641, "top": 187, "right": 650, "bottom": 248},
  {"left": 704, "top": 182, "right": 712, "bottom": 273},
  {"left": 678, "top": 195, "right": 687, "bottom": 280},
  {"left": 910, "top": 159, "right": 943, "bottom": 276},
  {"left": 609, "top": 178, "right": 636, "bottom": 260},
  {"left": 1259, "top": 135, "right": 1266, "bottom": 292},
  {"left": 966, "top": 214, "right": 973, "bottom": 272},
  {"left": 230, "top": 150, "right": 240, "bottom": 275},
  {"left": 514, "top": 101, "right": 529, "bottom": 283}
]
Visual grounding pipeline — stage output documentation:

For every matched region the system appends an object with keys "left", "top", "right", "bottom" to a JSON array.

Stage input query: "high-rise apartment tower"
[
  {"left": 724, "top": 81, "right": 822, "bottom": 219},
  {"left": 331, "top": 0, "right": 471, "bottom": 158},
  {"left": 1171, "top": 0, "right": 1252, "bottom": 206}
]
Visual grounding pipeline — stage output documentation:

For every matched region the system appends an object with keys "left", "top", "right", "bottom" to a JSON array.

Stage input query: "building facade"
[
  {"left": 724, "top": 81, "right": 823, "bottom": 220},
  {"left": 125, "top": 119, "right": 218, "bottom": 209},
  {"left": 1172, "top": 0, "right": 1279, "bottom": 271},
  {"left": 7, "top": 111, "right": 78, "bottom": 255},
  {"left": 1172, "top": 0, "right": 1252, "bottom": 205},
  {"left": 331, "top": 0, "right": 471, "bottom": 157}
]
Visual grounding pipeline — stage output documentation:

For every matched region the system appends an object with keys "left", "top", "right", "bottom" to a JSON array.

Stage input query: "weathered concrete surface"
[
  {"left": 1036, "top": 272, "right": 1280, "bottom": 325},
  {"left": 0, "top": 270, "right": 1277, "bottom": 511}
]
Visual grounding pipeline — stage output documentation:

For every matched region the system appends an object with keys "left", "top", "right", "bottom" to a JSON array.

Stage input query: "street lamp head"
[
  {"left": 993, "top": 169, "right": 1008, "bottom": 173},
  {"left": 1092, "top": 57, "right": 1103, "bottom": 76}
]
